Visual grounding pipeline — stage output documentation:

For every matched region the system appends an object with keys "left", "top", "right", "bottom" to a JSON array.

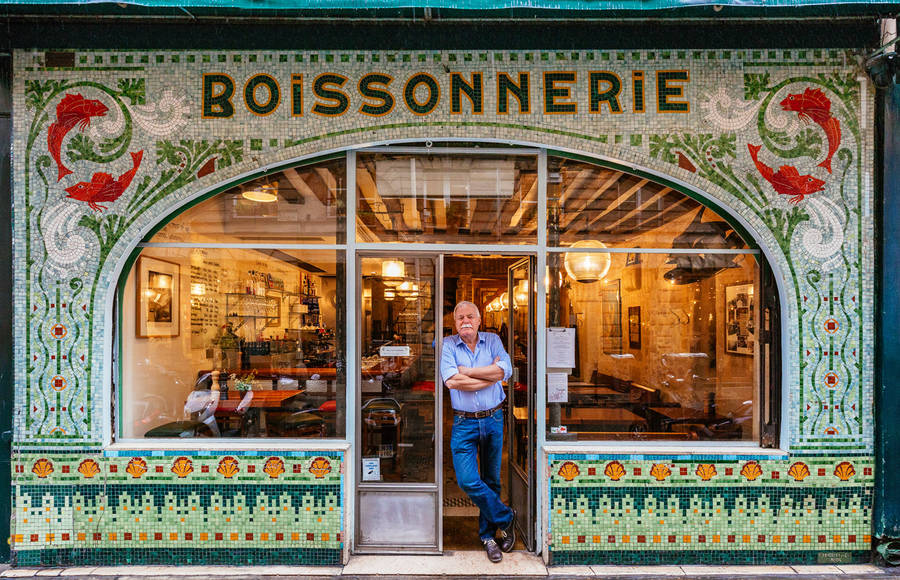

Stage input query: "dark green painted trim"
[
  {"left": 546, "top": 148, "right": 761, "bottom": 252},
  {"left": 0, "top": 19, "right": 880, "bottom": 50},
  {"left": 875, "top": 84, "right": 900, "bottom": 541},
  {"left": 0, "top": 51, "right": 12, "bottom": 564}
]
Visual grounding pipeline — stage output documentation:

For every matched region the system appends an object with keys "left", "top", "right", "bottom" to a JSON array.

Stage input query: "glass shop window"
[
  {"left": 546, "top": 156, "right": 768, "bottom": 442},
  {"left": 356, "top": 153, "right": 538, "bottom": 244},
  {"left": 151, "top": 158, "right": 346, "bottom": 244},
  {"left": 119, "top": 159, "right": 347, "bottom": 440}
]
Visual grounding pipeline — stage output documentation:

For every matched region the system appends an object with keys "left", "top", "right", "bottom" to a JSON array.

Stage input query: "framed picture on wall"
[
  {"left": 136, "top": 256, "right": 180, "bottom": 338},
  {"left": 628, "top": 306, "right": 641, "bottom": 350},
  {"left": 725, "top": 282, "right": 754, "bottom": 355}
]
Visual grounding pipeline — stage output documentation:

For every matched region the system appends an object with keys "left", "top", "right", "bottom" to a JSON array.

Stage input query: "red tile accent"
[
  {"left": 679, "top": 468, "right": 688, "bottom": 475},
  {"left": 698, "top": 535, "right": 706, "bottom": 543},
  {"left": 668, "top": 535, "right": 676, "bottom": 543},
  {"left": 588, "top": 468, "right": 596, "bottom": 476},
  {"left": 201, "top": 466, "right": 209, "bottom": 473},
  {"left": 637, "top": 536, "right": 646, "bottom": 543},
  {"left": 293, "top": 464, "right": 302, "bottom": 473},
  {"left": 818, "top": 535, "right": 827, "bottom": 543},
  {"left": 725, "top": 468, "right": 733, "bottom": 476},
  {"left": 155, "top": 533, "right": 163, "bottom": 540},
  {"left": 155, "top": 466, "right": 164, "bottom": 473},
  {"left": 818, "top": 468, "right": 826, "bottom": 476},
  {"left": 608, "top": 535, "right": 615, "bottom": 543},
  {"left": 771, "top": 472, "right": 779, "bottom": 479},
  {"left": 215, "top": 533, "right": 223, "bottom": 541},
  {"left": 864, "top": 468, "right": 873, "bottom": 476},
  {"left": 109, "top": 465, "right": 117, "bottom": 473},
  {"left": 61, "top": 465, "right": 70, "bottom": 473},
  {"left": 276, "top": 533, "right": 284, "bottom": 541},
  {"left": 788, "top": 536, "right": 796, "bottom": 543},
  {"left": 245, "top": 533, "right": 253, "bottom": 541},
  {"left": 185, "top": 533, "right": 193, "bottom": 541},
  {"left": 577, "top": 536, "right": 585, "bottom": 543},
  {"left": 247, "top": 466, "right": 256, "bottom": 473},
  {"left": 728, "top": 535, "right": 736, "bottom": 543},
  {"left": 758, "top": 535, "right": 766, "bottom": 543},
  {"left": 124, "top": 533, "right": 132, "bottom": 540},
  {"left": 633, "top": 468, "right": 641, "bottom": 476},
  {"left": 30, "top": 535, "right": 38, "bottom": 542},
  {"left": 849, "top": 535, "right": 857, "bottom": 543},
  {"left": 62, "top": 534, "right": 70, "bottom": 541},
  {"left": 93, "top": 533, "right": 102, "bottom": 541},
  {"left": 307, "top": 533, "right": 315, "bottom": 541}
]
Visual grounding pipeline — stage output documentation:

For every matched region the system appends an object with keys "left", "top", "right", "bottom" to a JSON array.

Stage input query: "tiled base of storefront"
[
  {"left": 12, "top": 548, "right": 342, "bottom": 567},
  {"left": 549, "top": 550, "right": 871, "bottom": 566},
  {"left": 0, "top": 555, "right": 892, "bottom": 578}
]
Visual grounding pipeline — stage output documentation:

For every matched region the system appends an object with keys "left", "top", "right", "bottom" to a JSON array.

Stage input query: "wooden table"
[
  {"left": 215, "top": 389, "right": 306, "bottom": 434},
  {"left": 647, "top": 406, "right": 722, "bottom": 431}
]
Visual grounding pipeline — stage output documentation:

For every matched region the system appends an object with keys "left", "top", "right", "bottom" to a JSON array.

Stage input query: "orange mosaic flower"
[
  {"left": 171, "top": 457, "right": 193, "bottom": 478},
  {"left": 126, "top": 458, "right": 147, "bottom": 479},
  {"left": 695, "top": 463, "right": 717, "bottom": 481},
  {"left": 604, "top": 460, "right": 626, "bottom": 481},
  {"left": 77, "top": 459, "right": 100, "bottom": 478},
  {"left": 309, "top": 457, "right": 332, "bottom": 479},
  {"left": 788, "top": 462, "right": 810, "bottom": 481},
  {"left": 557, "top": 461, "right": 580, "bottom": 482},
  {"left": 217, "top": 456, "right": 239, "bottom": 478},
  {"left": 740, "top": 461, "right": 762, "bottom": 481},
  {"left": 264, "top": 457, "right": 285, "bottom": 479}
]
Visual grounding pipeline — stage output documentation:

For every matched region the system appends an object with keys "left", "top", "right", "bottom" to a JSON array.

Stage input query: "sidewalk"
[{"left": 0, "top": 553, "right": 897, "bottom": 579}]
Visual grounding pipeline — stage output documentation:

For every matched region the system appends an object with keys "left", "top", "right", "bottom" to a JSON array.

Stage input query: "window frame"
[{"left": 109, "top": 143, "right": 784, "bottom": 453}]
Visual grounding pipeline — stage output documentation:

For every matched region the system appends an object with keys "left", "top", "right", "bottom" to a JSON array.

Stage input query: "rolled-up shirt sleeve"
[
  {"left": 440, "top": 337, "right": 459, "bottom": 384},
  {"left": 491, "top": 335, "right": 513, "bottom": 381}
]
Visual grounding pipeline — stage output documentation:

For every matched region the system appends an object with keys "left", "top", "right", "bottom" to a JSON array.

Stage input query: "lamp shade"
[
  {"left": 381, "top": 260, "right": 405, "bottom": 286},
  {"left": 514, "top": 280, "right": 528, "bottom": 307},
  {"left": 242, "top": 182, "right": 278, "bottom": 203},
  {"left": 564, "top": 240, "right": 611, "bottom": 283}
]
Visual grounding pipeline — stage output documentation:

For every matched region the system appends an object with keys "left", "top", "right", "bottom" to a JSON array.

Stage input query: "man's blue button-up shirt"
[{"left": 440, "top": 332, "right": 513, "bottom": 413}]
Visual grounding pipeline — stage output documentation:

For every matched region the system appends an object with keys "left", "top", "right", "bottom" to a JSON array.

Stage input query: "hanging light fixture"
[
  {"left": 514, "top": 280, "right": 528, "bottom": 307},
  {"left": 500, "top": 291, "right": 509, "bottom": 310},
  {"left": 564, "top": 240, "right": 612, "bottom": 283},
  {"left": 381, "top": 260, "right": 405, "bottom": 287},
  {"left": 241, "top": 180, "right": 278, "bottom": 203}
]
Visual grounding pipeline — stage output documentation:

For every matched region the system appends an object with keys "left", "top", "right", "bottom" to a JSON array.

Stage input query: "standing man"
[{"left": 441, "top": 300, "right": 516, "bottom": 563}]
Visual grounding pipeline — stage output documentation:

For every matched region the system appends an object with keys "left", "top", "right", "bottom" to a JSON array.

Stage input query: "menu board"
[{"left": 190, "top": 259, "right": 221, "bottom": 351}]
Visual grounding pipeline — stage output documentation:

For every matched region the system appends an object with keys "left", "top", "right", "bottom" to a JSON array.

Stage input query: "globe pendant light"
[
  {"left": 242, "top": 181, "right": 278, "bottom": 203},
  {"left": 564, "top": 240, "right": 611, "bottom": 283}
]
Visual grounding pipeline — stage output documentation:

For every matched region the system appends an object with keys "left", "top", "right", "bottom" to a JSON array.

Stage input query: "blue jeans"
[{"left": 450, "top": 408, "right": 514, "bottom": 542}]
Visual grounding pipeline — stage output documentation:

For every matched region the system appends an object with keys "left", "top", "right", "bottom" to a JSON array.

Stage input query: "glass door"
[
  {"left": 356, "top": 253, "right": 442, "bottom": 553},
  {"left": 507, "top": 257, "right": 535, "bottom": 550}
]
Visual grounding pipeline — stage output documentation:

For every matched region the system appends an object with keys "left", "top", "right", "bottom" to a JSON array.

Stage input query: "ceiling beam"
[{"left": 559, "top": 170, "right": 623, "bottom": 229}]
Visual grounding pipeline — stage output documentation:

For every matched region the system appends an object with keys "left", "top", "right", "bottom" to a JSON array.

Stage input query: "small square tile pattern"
[{"left": 10, "top": 49, "right": 875, "bottom": 566}]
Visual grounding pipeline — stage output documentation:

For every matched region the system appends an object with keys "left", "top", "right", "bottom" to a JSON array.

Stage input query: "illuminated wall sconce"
[{"left": 382, "top": 260, "right": 405, "bottom": 287}]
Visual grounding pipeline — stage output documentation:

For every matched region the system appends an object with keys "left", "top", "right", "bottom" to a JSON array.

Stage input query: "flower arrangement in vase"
[{"left": 230, "top": 371, "right": 256, "bottom": 392}]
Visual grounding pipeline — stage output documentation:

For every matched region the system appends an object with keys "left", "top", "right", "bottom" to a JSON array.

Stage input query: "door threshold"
[{"left": 344, "top": 550, "right": 546, "bottom": 576}]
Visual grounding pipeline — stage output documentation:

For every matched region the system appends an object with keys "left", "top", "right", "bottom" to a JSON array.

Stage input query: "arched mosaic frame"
[{"left": 8, "top": 48, "right": 875, "bottom": 566}]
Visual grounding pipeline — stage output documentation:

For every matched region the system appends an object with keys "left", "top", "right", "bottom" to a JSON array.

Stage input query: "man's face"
[{"left": 454, "top": 305, "right": 481, "bottom": 340}]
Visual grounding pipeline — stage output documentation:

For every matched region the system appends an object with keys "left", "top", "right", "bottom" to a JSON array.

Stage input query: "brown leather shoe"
[
  {"left": 482, "top": 538, "right": 502, "bottom": 563},
  {"left": 498, "top": 509, "right": 517, "bottom": 552}
]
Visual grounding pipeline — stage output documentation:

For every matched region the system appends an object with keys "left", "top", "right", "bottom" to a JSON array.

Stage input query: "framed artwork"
[
  {"left": 625, "top": 251, "right": 642, "bottom": 266},
  {"left": 725, "top": 282, "right": 755, "bottom": 355},
  {"left": 600, "top": 278, "right": 622, "bottom": 354},
  {"left": 136, "top": 256, "right": 180, "bottom": 338},
  {"left": 628, "top": 306, "right": 641, "bottom": 350}
]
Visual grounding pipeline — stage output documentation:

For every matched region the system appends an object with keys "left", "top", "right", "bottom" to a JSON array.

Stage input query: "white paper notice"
[
  {"left": 547, "top": 373, "right": 569, "bottom": 403},
  {"left": 547, "top": 327, "right": 576, "bottom": 368},
  {"left": 362, "top": 457, "right": 381, "bottom": 481}
]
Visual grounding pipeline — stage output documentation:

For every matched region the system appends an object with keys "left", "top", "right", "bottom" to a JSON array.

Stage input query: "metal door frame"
[
  {"left": 507, "top": 256, "right": 537, "bottom": 551},
  {"left": 354, "top": 250, "right": 444, "bottom": 554}
]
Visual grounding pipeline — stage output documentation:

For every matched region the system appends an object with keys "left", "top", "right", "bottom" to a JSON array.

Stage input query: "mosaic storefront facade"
[{"left": 10, "top": 48, "right": 874, "bottom": 566}]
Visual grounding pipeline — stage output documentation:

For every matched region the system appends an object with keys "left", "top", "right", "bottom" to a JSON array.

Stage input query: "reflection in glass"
[
  {"left": 356, "top": 154, "right": 538, "bottom": 244},
  {"left": 546, "top": 251, "right": 758, "bottom": 441},
  {"left": 360, "top": 257, "right": 436, "bottom": 483},
  {"left": 548, "top": 157, "right": 749, "bottom": 250},
  {"left": 151, "top": 158, "right": 346, "bottom": 244},
  {"left": 121, "top": 248, "right": 345, "bottom": 439}
]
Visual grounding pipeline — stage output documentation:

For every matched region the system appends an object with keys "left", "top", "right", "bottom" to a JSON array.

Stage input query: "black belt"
[{"left": 454, "top": 402, "right": 504, "bottom": 419}]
